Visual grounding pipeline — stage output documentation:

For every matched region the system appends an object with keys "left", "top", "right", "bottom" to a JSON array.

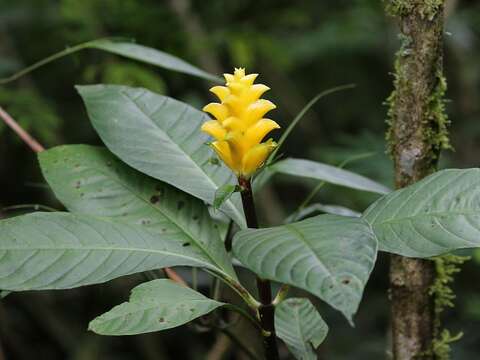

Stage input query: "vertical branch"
[
  {"left": 385, "top": 1, "right": 449, "bottom": 359},
  {"left": 238, "top": 176, "right": 279, "bottom": 360}
]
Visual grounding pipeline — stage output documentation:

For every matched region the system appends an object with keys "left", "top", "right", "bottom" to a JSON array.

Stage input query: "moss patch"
[
  {"left": 385, "top": 40, "right": 451, "bottom": 159},
  {"left": 385, "top": 0, "right": 444, "bottom": 20},
  {"left": 428, "top": 254, "right": 470, "bottom": 359},
  {"left": 425, "top": 71, "right": 452, "bottom": 156}
]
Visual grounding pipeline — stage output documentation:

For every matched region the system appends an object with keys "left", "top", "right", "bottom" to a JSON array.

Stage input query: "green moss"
[
  {"left": 385, "top": 34, "right": 412, "bottom": 156},
  {"left": 427, "top": 254, "right": 470, "bottom": 359},
  {"left": 385, "top": 40, "right": 451, "bottom": 159},
  {"left": 431, "top": 330, "right": 463, "bottom": 359},
  {"left": 424, "top": 71, "right": 452, "bottom": 155},
  {"left": 385, "top": 0, "right": 443, "bottom": 20}
]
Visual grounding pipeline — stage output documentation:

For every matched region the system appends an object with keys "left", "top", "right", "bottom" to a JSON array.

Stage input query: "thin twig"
[
  {"left": 164, "top": 268, "right": 188, "bottom": 287},
  {"left": 0, "top": 106, "right": 44, "bottom": 153}
]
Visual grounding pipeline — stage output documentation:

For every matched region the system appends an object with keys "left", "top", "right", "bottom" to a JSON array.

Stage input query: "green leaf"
[
  {"left": 275, "top": 298, "right": 328, "bottom": 360},
  {"left": 0, "top": 38, "right": 220, "bottom": 85},
  {"left": 285, "top": 203, "right": 361, "bottom": 223},
  {"left": 39, "top": 145, "right": 235, "bottom": 279},
  {"left": 89, "top": 279, "right": 224, "bottom": 335},
  {"left": 76, "top": 84, "right": 246, "bottom": 228},
  {"left": 89, "top": 39, "right": 221, "bottom": 82},
  {"left": 271, "top": 158, "right": 390, "bottom": 195},
  {"left": 214, "top": 184, "right": 240, "bottom": 210},
  {"left": 0, "top": 212, "right": 234, "bottom": 291},
  {"left": 363, "top": 168, "right": 480, "bottom": 257},
  {"left": 233, "top": 215, "right": 377, "bottom": 322}
]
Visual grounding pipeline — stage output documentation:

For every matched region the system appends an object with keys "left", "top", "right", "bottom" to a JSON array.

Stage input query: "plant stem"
[
  {"left": 386, "top": 1, "right": 447, "bottom": 358},
  {"left": 0, "top": 41, "right": 95, "bottom": 85},
  {"left": 164, "top": 268, "right": 188, "bottom": 287},
  {"left": 238, "top": 176, "right": 280, "bottom": 360},
  {"left": 0, "top": 106, "right": 44, "bottom": 153},
  {"left": 272, "top": 284, "right": 290, "bottom": 306}
]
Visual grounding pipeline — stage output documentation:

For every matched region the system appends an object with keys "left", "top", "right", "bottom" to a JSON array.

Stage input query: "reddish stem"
[{"left": 0, "top": 106, "right": 45, "bottom": 153}]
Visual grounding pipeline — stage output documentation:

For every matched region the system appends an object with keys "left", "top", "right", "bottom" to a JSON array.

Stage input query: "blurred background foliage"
[{"left": 0, "top": 0, "right": 480, "bottom": 359}]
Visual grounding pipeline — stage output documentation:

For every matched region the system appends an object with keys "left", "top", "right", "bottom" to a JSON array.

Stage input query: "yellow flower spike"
[
  {"left": 225, "top": 131, "right": 249, "bottom": 163},
  {"left": 244, "top": 119, "right": 280, "bottom": 148},
  {"left": 241, "top": 140, "right": 277, "bottom": 176},
  {"left": 223, "top": 117, "right": 246, "bottom": 132},
  {"left": 210, "top": 86, "right": 230, "bottom": 102},
  {"left": 244, "top": 100, "right": 277, "bottom": 126},
  {"left": 226, "top": 82, "right": 245, "bottom": 96},
  {"left": 234, "top": 68, "right": 245, "bottom": 78},
  {"left": 201, "top": 120, "right": 227, "bottom": 140},
  {"left": 246, "top": 84, "right": 270, "bottom": 102},
  {"left": 202, "top": 103, "right": 229, "bottom": 122},
  {"left": 202, "top": 68, "right": 280, "bottom": 177},
  {"left": 224, "top": 94, "right": 245, "bottom": 115},
  {"left": 211, "top": 141, "right": 236, "bottom": 170},
  {"left": 224, "top": 73, "right": 235, "bottom": 83},
  {"left": 240, "top": 73, "right": 258, "bottom": 86}
]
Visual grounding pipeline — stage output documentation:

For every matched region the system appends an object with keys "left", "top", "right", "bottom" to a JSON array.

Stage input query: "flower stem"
[{"left": 238, "top": 176, "right": 279, "bottom": 360}]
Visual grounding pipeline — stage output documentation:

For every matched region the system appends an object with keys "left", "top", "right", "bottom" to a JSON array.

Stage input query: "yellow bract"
[{"left": 202, "top": 68, "right": 280, "bottom": 177}]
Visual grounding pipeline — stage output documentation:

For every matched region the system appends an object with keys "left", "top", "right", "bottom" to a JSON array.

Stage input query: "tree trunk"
[{"left": 385, "top": 1, "right": 449, "bottom": 359}]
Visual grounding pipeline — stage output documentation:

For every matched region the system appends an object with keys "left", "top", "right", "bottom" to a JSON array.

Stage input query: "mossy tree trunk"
[{"left": 385, "top": 1, "right": 449, "bottom": 359}]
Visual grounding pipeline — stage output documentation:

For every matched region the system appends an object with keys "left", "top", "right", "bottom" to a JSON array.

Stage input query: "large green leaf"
[
  {"left": 275, "top": 298, "right": 328, "bottom": 360},
  {"left": 89, "top": 39, "right": 220, "bottom": 82},
  {"left": 233, "top": 215, "right": 377, "bottom": 321},
  {"left": 0, "top": 212, "right": 233, "bottom": 291},
  {"left": 363, "top": 168, "right": 480, "bottom": 257},
  {"left": 76, "top": 84, "right": 246, "bottom": 228},
  {"left": 89, "top": 279, "right": 224, "bottom": 335},
  {"left": 270, "top": 158, "right": 390, "bottom": 195},
  {"left": 39, "top": 145, "right": 235, "bottom": 279}
]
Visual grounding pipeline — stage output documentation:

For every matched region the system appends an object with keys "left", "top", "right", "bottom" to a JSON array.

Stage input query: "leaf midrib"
[
  {"left": 78, "top": 158, "right": 232, "bottom": 277},
  {"left": 283, "top": 223, "right": 334, "bottom": 281}
]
